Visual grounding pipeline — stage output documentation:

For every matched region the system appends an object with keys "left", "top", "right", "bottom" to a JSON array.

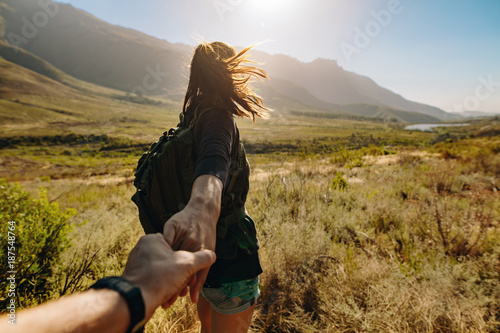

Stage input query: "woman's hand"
[{"left": 163, "top": 174, "right": 223, "bottom": 303}]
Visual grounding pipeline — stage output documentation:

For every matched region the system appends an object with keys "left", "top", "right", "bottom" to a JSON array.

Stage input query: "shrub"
[
  {"left": 415, "top": 194, "right": 496, "bottom": 258},
  {"left": 331, "top": 149, "right": 364, "bottom": 168},
  {"left": 398, "top": 152, "right": 422, "bottom": 167},
  {"left": 330, "top": 172, "right": 349, "bottom": 191},
  {"left": 361, "top": 144, "right": 388, "bottom": 156},
  {"left": 0, "top": 180, "right": 76, "bottom": 309}
]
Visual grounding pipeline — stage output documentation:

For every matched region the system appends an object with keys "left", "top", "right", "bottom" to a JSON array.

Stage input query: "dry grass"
[{"left": 3, "top": 136, "right": 499, "bottom": 332}]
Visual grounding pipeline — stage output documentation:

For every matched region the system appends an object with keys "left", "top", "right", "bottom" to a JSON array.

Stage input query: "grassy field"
[{"left": 1, "top": 90, "right": 499, "bottom": 332}]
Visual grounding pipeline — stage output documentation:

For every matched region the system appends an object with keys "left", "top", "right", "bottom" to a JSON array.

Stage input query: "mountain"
[
  {"left": 0, "top": 0, "right": 189, "bottom": 95},
  {"left": 0, "top": 36, "right": 139, "bottom": 102},
  {"left": 0, "top": 44, "right": 178, "bottom": 139},
  {"left": 0, "top": 38, "right": 82, "bottom": 88},
  {"left": 0, "top": 0, "right": 453, "bottom": 123},
  {"left": 455, "top": 111, "right": 500, "bottom": 118},
  {"left": 255, "top": 79, "right": 441, "bottom": 123},
  {"left": 250, "top": 53, "right": 452, "bottom": 120}
]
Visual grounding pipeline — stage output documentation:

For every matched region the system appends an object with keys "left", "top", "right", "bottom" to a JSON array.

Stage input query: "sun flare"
[{"left": 246, "top": 0, "right": 295, "bottom": 13}]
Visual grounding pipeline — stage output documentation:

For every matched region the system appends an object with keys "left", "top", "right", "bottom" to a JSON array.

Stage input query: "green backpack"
[{"left": 131, "top": 108, "right": 242, "bottom": 235}]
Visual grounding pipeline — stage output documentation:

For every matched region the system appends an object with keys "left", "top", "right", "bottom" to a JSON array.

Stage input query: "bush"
[
  {"left": 330, "top": 148, "right": 364, "bottom": 168},
  {"left": 330, "top": 172, "right": 349, "bottom": 191},
  {"left": 247, "top": 153, "right": 500, "bottom": 332},
  {"left": 0, "top": 180, "right": 76, "bottom": 309}
]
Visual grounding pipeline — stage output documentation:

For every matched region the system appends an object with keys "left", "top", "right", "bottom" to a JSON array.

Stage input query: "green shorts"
[{"left": 199, "top": 276, "right": 260, "bottom": 315}]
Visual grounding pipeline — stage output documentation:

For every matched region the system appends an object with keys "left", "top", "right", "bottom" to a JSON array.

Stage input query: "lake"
[{"left": 404, "top": 123, "right": 470, "bottom": 132}]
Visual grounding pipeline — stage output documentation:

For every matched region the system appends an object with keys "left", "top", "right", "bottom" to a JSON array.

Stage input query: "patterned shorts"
[{"left": 199, "top": 276, "right": 260, "bottom": 315}]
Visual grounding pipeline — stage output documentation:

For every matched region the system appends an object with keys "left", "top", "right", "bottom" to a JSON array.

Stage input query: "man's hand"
[
  {"left": 163, "top": 175, "right": 223, "bottom": 303},
  {"left": 0, "top": 234, "right": 216, "bottom": 333},
  {"left": 121, "top": 233, "right": 216, "bottom": 319}
]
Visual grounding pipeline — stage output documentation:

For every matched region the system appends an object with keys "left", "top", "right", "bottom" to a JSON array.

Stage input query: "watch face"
[{"left": 115, "top": 278, "right": 135, "bottom": 294}]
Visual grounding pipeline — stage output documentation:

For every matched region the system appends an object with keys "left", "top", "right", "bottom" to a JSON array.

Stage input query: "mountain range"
[{"left": 0, "top": 0, "right": 461, "bottom": 123}]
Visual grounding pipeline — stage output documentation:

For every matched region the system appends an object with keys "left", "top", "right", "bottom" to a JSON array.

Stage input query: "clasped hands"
[
  {"left": 121, "top": 230, "right": 216, "bottom": 321},
  {"left": 122, "top": 175, "right": 222, "bottom": 320}
]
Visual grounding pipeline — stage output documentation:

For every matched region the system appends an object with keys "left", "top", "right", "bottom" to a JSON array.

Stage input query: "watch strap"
[{"left": 90, "top": 276, "right": 145, "bottom": 333}]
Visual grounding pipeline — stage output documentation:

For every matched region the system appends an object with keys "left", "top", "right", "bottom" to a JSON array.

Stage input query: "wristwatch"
[{"left": 89, "top": 276, "right": 146, "bottom": 333}]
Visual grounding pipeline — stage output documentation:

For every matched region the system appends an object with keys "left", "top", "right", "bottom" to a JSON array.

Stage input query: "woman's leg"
[
  {"left": 197, "top": 297, "right": 212, "bottom": 333},
  {"left": 198, "top": 277, "right": 259, "bottom": 332},
  {"left": 197, "top": 299, "right": 255, "bottom": 333},
  {"left": 210, "top": 304, "right": 256, "bottom": 333}
]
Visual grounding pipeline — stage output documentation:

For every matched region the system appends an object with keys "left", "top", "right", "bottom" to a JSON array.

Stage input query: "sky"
[{"left": 58, "top": 0, "right": 500, "bottom": 113}]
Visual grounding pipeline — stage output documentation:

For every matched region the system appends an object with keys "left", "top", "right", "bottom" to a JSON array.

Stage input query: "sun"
[{"left": 245, "top": 0, "right": 296, "bottom": 14}]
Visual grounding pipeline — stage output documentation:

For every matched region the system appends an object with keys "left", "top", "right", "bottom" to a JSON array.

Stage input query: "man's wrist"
[
  {"left": 89, "top": 276, "right": 146, "bottom": 333},
  {"left": 120, "top": 273, "right": 158, "bottom": 319}
]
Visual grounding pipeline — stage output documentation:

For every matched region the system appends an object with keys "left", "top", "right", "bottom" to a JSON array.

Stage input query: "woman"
[{"left": 163, "top": 41, "right": 271, "bottom": 332}]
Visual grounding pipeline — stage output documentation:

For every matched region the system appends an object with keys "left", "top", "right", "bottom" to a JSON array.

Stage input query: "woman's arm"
[
  {"left": 163, "top": 109, "right": 234, "bottom": 303},
  {"left": 163, "top": 174, "right": 223, "bottom": 303}
]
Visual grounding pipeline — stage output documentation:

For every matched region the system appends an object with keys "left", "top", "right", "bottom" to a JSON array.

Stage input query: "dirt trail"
[
  {"left": 363, "top": 151, "right": 438, "bottom": 165},
  {"left": 250, "top": 151, "right": 440, "bottom": 183}
]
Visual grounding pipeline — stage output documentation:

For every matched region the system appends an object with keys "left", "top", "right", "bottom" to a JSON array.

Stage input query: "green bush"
[
  {"left": 330, "top": 172, "right": 349, "bottom": 191},
  {"left": 0, "top": 180, "right": 76, "bottom": 309}
]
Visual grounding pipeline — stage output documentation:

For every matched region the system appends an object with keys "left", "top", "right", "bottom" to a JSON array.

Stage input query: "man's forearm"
[
  {"left": 1, "top": 289, "right": 129, "bottom": 333},
  {"left": 1, "top": 233, "right": 217, "bottom": 333}
]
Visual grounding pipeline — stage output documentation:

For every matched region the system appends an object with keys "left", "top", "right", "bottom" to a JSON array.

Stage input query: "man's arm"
[
  {"left": 1, "top": 288, "right": 131, "bottom": 333},
  {"left": 0, "top": 234, "right": 216, "bottom": 333}
]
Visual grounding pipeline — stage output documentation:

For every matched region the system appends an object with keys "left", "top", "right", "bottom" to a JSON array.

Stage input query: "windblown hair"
[{"left": 183, "top": 41, "right": 271, "bottom": 120}]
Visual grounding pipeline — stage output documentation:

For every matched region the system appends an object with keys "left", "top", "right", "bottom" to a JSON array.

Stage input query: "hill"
[
  {"left": 0, "top": 0, "right": 455, "bottom": 123},
  {"left": 0, "top": 0, "right": 189, "bottom": 94},
  {"left": 256, "top": 79, "right": 441, "bottom": 123},
  {"left": 0, "top": 53, "right": 180, "bottom": 139},
  {"left": 250, "top": 53, "right": 454, "bottom": 120}
]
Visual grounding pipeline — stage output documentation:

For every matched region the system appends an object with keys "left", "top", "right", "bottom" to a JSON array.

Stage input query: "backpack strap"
[
  {"left": 225, "top": 126, "right": 242, "bottom": 195},
  {"left": 187, "top": 105, "right": 212, "bottom": 129}
]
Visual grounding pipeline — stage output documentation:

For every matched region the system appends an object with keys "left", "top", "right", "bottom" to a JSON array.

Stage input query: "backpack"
[{"left": 131, "top": 107, "right": 243, "bottom": 235}]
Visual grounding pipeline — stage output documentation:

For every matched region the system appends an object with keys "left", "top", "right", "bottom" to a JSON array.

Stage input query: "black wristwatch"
[{"left": 89, "top": 276, "right": 146, "bottom": 333}]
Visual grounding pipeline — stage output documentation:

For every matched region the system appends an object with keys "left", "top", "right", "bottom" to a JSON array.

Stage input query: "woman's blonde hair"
[{"left": 183, "top": 41, "right": 271, "bottom": 120}]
